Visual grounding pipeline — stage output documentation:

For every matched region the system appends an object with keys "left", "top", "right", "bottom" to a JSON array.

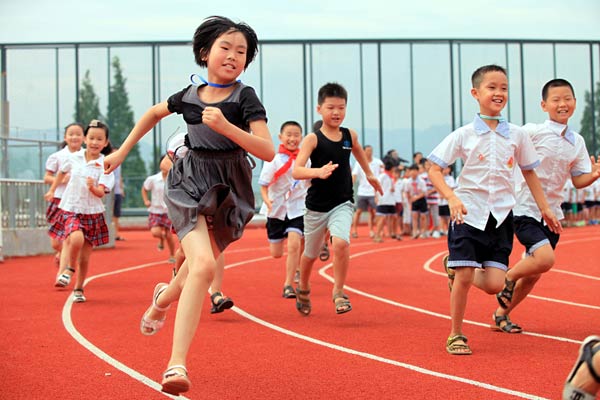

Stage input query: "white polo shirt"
[
  {"left": 376, "top": 172, "right": 396, "bottom": 206},
  {"left": 513, "top": 120, "right": 591, "bottom": 221},
  {"left": 143, "top": 172, "right": 168, "bottom": 214},
  {"left": 353, "top": 157, "right": 384, "bottom": 196},
  {"left": 428, "top": 115, "right": 539, "bottom": 231},
  {"left": 46, "top": 147, "right": 78, "bottom": 198},
  {"left": 58, "top": 149, "right": 115, "bottom": 214},
  {"left": 258, "top": 152, "right": 308, "bottom": 220}
]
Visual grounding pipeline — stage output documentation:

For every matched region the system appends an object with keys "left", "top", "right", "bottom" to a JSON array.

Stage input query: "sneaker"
[
  {"left": 73, "top": 289, "right": 86, "bottom": 303},
  {"left": 168, "top": 257, "right": 176, "bottom": 263},
  {"left": 432, "top": 231, "right": 441, "bottom": 239},
  {"left": 319, "top": 243, "right": 330, "bottom": 261}
]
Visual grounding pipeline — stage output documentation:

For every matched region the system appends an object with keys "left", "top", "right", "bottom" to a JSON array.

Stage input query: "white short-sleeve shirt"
[
  {"left": 352, "top": 157, "right": 384, "bottom": 196},
  {"left": 513, "top": 120, "right": 591, "bottom": 221},
  {"left": 143, "top": 172, "right": 168, "bottom": 214},
  {"left": 45, "top": 147, "right": 78, "bottom": 198},
  {"left": 58, "top": 149, "right": 115, "bottom": 214},
  {"left": 428, "top": 115, "right": 540, "bottom": 231},
  {"left": 258, "top": 152, "right": 308, "bottom": 220},
  {"left": 376, "top": 172, "right": 395, "bottom": 206}
]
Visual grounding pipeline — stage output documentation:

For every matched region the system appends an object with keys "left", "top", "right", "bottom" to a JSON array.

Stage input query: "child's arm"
[
  {"left": 259, "top": 185, "right": 272, "bottom": 213},
  {"left": 349, "top": 129, "right": 383, "bottom": 195},
  {"left": 572, "top": 156, "right": 600, "bottom": 188},
  {"left": 141, "top": 187, "right": 151, "bottom": 208},
  {"left": 44, "top": 170, "right": 66, "bottom": 201},
  {"left": 202, "top": 108, "right": 274, "bottom": 162},
  {"left": 292, "top": 134, "right": 338, "bottom": 180},
  {"left": 521, "top": 169, "right": 561, "bottom": 233},
  {"left": 87, "top": 177, "right": 106, "bottom": 198},
  {"left": 428, "top": 164, "right": 467, "bottom": 223},
  {"left": 105, "top": 102, "right": 172, "bottom": 174}
]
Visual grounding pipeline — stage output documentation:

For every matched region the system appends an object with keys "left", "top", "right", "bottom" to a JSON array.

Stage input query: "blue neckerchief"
[
  {"left": 474, "top": 114, "right": 510, "bottom": 138},
  {"left": 190, "top": 73, "right": 240, "bottom": 88}
]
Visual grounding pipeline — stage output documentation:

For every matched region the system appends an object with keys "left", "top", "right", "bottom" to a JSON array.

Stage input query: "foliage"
[
  {"left": 75, "top": 70, "right": 103, "bottom": 125},
  {"left": 580, "top": 81, "right": 600, "bottom": 157}
]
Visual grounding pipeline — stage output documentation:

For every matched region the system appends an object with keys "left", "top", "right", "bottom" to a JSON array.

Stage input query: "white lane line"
[
  {"left": 319, "top": 247, "right": 584, "bottom": 344},
  {"left": 62, "top": 260, "right": 189, "bottom": 399},
  {"left": 230, "top": 306, "right": 548, "bottom": 400}
]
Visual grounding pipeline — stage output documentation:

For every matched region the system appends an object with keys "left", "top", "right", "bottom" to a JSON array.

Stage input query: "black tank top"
[{"left": 306, "top": 127, "right": 354, "bottom": 212}]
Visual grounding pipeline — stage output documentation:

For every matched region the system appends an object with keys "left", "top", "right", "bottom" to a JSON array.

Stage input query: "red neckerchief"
[
  {"left": 269, "top": 144, "right": 299, "bottom": 187},
  {"left": 384, "top": 169, "right": 396, "bottom": 184}
]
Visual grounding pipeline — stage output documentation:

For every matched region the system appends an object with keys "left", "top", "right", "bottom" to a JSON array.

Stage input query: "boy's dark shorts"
[
  {"left": 446, "top": 212, "right": 513, "bottom": 270},
  {"left": 439, "top": 204, "right": 450, "bottom": 217},
  {"left": 514, "top": 215, "right": 559, "bottom": 254},
  {"left": 356, "top": 195, "right": 376, "bottom": 212},
  {"left": 561, "top": 202, "right": 571, "bottom": 213},
  {"left": 113, "top": 193, "right": 123, "bottom": 218},
  {"left": 411, "top": 197, "right": 428, "bottom": 213},
  {"left": 376, "top": 204, "right": 396, "bottom": 215},
  {"left": 266, "top": 215, "right": 304, "bottom": 242}
]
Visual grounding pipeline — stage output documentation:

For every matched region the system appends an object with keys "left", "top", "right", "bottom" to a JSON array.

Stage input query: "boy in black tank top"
[{"left": 292, "top": 82, "right": 383, "bottom": 315}]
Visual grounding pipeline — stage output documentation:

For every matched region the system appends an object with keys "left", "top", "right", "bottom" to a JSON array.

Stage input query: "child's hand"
[
  {"left": 317, "top": 161, "right": 338, "bottom": 179},
  {"left": 448, "top": 194, "right": 467, "bottom": 224},
  {"left": 590, "top": 155, "right": 600, "bottom": 179},
  {"left": 144, "top": 199, "right": 151, "bottom": 207},
  {"left": 264, "top": 198, "right": 273, "bottom": 212},
  {"left": 367, "top": 174, "right": 383, "bottom": 195},
  {"left": 86, "top": 177, "right": 95, "bottom": 190},
  {"left": 202, "top": 106, "right": 229, "bottom": 134},
  {"left": 541, "top": 208, "right": 562, "bottom": 234},
  {"left": 44, "top": 190, "right": 54, "bottom": 202}
]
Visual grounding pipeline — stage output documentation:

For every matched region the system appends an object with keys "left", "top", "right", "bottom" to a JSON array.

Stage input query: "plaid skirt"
[
  {"left": 55, "top": 212, "right": 110, "bottom": 247},
  {"left": 148, "top": 212, "right": 172, "bottom": 229},
  {"left": 46, "top": 197, "right": 62, "bottom": 224}
]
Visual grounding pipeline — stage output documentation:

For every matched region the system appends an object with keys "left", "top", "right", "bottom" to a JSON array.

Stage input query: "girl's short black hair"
[{"left": 193, "top": 16, "right": 259, "bottom": 70}]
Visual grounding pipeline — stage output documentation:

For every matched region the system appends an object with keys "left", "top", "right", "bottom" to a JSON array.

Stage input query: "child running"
[
  {"left": 492, "top": 78, "right": 600, "bottom": 333},
  {"left": 142, "top": 154, "right": 176, "bottom": 262},
  {"left": 292, "top": 82, "right": 382, "bottom": 316},
  {"left": 103, "top": 16, "right": 274, "bottom": 396},
  {"left": 44, "top": 119, "right": 115, "bottom": 302},
  {"left": 45, "top": 122, "right": 84, "bottom": 278},
  {"left": 258, "top": 120, "right": 308, "bottom": 299},
  {"left": 427, "top": 64, "right": 560, "bottom": 355}
]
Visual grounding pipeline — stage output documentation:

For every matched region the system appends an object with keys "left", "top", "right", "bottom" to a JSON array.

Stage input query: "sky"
[{"left": 1, "top": 0, "right": 600, "bottom": 43}]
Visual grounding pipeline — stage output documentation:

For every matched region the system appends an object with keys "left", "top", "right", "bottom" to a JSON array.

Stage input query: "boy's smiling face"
[
  {"left": 279, "top": 124, "right": 302, "bottom": 152},
  {"left": 542, "top": 85, "right": 576, "bottom": 125},
  {"left": 471, "top": 70, "right": 508, "bottom": 117}
]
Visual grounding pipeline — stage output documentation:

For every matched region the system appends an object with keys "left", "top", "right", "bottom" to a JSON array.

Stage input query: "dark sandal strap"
[{"left": 586, "top": 341, "right": 600, "bottom": 383}]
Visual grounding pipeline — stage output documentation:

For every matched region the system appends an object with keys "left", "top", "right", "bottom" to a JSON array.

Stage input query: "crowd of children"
[{"left": 39, "top": 15, "right": 600, "bottom": 398}]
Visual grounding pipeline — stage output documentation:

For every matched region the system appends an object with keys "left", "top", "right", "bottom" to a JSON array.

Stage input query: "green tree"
[
  {"left": 580, "top": 81, "right": 600, "bottom": 157},
  {"left": 75, "top": 70, "right": 103, "bottom": 124},
  {"left": 106, "top": 56, "right": 147, "bottom": 208}
]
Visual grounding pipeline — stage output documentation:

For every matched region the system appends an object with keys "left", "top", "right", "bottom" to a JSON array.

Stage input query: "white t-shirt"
[
  {"left": 143, "top": 172, "right": 168, "bottom": 214},
  {"left": 45, "top": 147, "right": 79, "bottom": 198},
  {"left": 428, "top": 115, "right": 539, "bottom": 230},
  {"left": 258, "top": 152, "right": 308, "bottom": 220},
  {"left": 352, "top": 157, "right": 384, "bottom": 196},
  {"left": 376, "top": 172, "right": 395, "bottom": 206},
  {"left": 58, "top": 149, "right": 115, "bottom": 214}
]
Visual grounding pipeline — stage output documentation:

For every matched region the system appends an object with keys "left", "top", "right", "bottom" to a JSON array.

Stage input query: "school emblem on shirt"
[{"left": 507, "top": 156, "right": 514, "bottom": 169}]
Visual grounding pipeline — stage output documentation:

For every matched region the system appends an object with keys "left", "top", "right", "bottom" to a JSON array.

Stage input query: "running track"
[{"left": 2, "top": 225, "right": 599, "bottom": 399}]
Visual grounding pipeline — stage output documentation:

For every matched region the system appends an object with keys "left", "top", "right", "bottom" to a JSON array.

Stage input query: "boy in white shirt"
[
  {"left": 492, "top": 79, "right": 600, "bottom": 333},
  {"left": 373, "top": 157, "right": 397, "bottom": 242},
  {"left": 259, "top": 121, "right": 308, "bottom": 298},
  {"left": 427, "top": 65, "right": 560, "bottom": 355},
  {"left": 351, "top": 145, "right": 383, "bottom": 238}
]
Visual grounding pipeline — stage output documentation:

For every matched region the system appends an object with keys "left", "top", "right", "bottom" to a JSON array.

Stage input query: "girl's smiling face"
[
  {"left": 64, "top": 124, "right": 84, "bottom": 152},
  {"left": 85, "top": 127, "right": 108, "bottom": 158}
]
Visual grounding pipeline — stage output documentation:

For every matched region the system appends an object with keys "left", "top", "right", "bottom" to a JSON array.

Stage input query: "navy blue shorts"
[
  {"left": 514, "top": 215, "right": 559, "bottom": 254},
  {"left": 411, "top": 197, "right": 428, "bottom": 213},
  {"left": 439, "top": 204, "right": 450, "bottom": 217},
  {"left": 446, "top": 212, "right": 513, "bottom": 271},
  {"left": 266, "top": 215, "right": 304, "bottom": 242},
  {"left": 376, "top": 204, "right": 396, "bottom": 215}
]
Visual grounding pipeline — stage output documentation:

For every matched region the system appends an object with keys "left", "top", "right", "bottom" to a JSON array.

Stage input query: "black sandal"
[
  {"left": 496, "top": 278, "right": 516, "bottom": 309},
  {"left": 282, "top": 285, "right": 296, "bottom": 299},
  {"left": 491, "top": 312, "right": 522, "bottom": 334},
  {"left": 563, "top": 335, "right": 600, "bottom": 400},
  {"left": 319, "top": 243, "right": 330, "bottom": 262},
  {"left": 210, "top": 291, "right": 234, "bottom": 314},
  {"left": 443, "top": 255, "right": 454, "bottom": 292},
  {"left": 295, "top": 287, "right": 311, "bottom": 316}
]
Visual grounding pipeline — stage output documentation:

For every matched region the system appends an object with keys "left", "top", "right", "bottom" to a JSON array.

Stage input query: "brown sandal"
[
  {"left": 446, "top": 334, "right": 472, "bottom": 355},
  {"left": 295, "top": 287, "right": 311, "bottom": 316},
  {"left": 333, "top": 292, "right": 352, "bottom": 314}
]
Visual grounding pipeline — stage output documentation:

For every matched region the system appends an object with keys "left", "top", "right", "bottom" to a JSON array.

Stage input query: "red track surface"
[{"left": 2, "top": 225, "right": 599, "bottom": 399}]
